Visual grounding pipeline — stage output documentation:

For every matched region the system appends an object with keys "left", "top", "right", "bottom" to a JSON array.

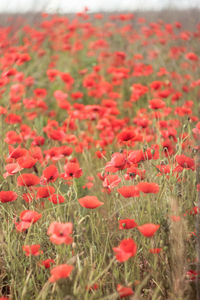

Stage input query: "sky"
[{"left": 1, "top": 0, "right": 200, "bottom": 13}]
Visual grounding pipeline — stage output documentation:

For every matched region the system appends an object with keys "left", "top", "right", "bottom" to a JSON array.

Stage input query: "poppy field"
[{"left": 0, "top": 10, "right": 200, "bottom": 300}]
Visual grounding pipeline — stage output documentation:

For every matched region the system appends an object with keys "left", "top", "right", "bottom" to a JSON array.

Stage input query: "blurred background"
[
  {"left": 1, "top": 0, "right": 200, "bottom": 13},
  {"left": 0, "top": 0, "right": 200, "bottom": 31}
]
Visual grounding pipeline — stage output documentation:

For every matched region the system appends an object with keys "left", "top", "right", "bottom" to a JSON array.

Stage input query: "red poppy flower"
[
  {"left": 47, "top": 69, "right": 59, "bottom": 81},
  {"left": 15, "top": 210, "right": 42, "bottom": 232},
  {"left": 54, "top": 90, "right": 68, "bottom": 101},
  {"left": 41, "top": 165, "right": 59, "bottom": 184},
  {"left": 48, "top": 194, "right": 65, "bottom": 204},
  {"left": 128, "top": 150, "right": 144, "bottom": 164},
  {"left": 175, "top": 154, "right": 195, "bottom": 170},
  {"left": 32, "top": 136, "right": 45, "bottom": 146},
  {"left": 20, "top": 210, "right": 42, "bottom": 223},
  {"left": 17, "top": 155, "right": 37, "bottom": 169},
  {"left": 156, "top": 164, "right": 171, "bottom": 175},
  {"left": 103, "top": 174, "right": 121, "bottom": 190},
  {"left": 30, "top": 146, "right": 43, "bottom": 163},
  {"left": 34, "top": 88, "right": 47, "bottom": 98},
  {"left": 137, "top": 223, "right": 160, "bottom": 237},
  {"left": 17, "top": 173, "right": 40, "bottom": 187},
  {"left": 44, "top": 147, "right": 63, "bottom": 161},
  {"left": 82, "top": 182, "right": 94, "bottom": 189},
  {"left": 126, "top": 166, "right": 146, "bottom": 180},
  {"left": 5, "top": 113, "right": 22, "bottom": 124},
  {"left": 22, "top": 244, "right": 43, "bottom": 256},
  {"left": 4, "top": 130, "right": 22, "bottom": 144},
  {"left": 63, "top": 162, "right": 82, "bottom": 179},
  {"left": 60, "top": 145, "right": 73, "bottom": 157},
  {"left": 137, "top": 182, "right": 159, "bottom": 194},
  {"left": 149, "top": 98, "right": 165, "bottom": 110},
  {"left": 117, "top": 129, "right": 135, "bottom": 143},
  {"left": 47, "top": 222, "right": 73, "bottom": 245},
  {"left": 8, "top": 147, "right": 28, "bottom": 159},
  {"left": 60, "top": 72, "right": 74, "bottom": 86},
  {"left": 0, "top": 191, "right": 18, "bottom": 203},
  {"left": 40, "top": 258, "right": 55, "bottom": 269},
  {"left": 3, "top": 163, "right": 23, "bottom": 178},
  {"left": 105, "top": 152, "right": 127, "bottom": 172},
  {"left": 15, "top": 221, "right": 32, "bottom": 232},
  {"left": 78, "top": 195, "right": 104, "bottom": 209},
  {"left": 117, "top": 284, "right": 134, "bottom": 298},
  {"left": 49, "top": 264, "right": 74, "bottom": 283},
  {"left": 113, "top": 238, "right": 137, "bottom": 262},
  {"left": 37, "top": 186, "right": 55, "bottom": 198},
  {"left": 95, "top": 149, "right": 106, "bottom": 159},
  {"left": 118, "top": 186, "right": 140, "bottom": 198},
  {"left": 186, "top": 52, "right": 198, "bottom": 61},
  {"left": 119, "top": 219, "right": 138, "bottom": 229},
  {"left": 48, "top": 129, "right": 65, "bottom": 141},
  {"left": 162, "top": 139, "right": 175, "bottom": 157},
  {"left": 142, "top": 145, "right": 160, "bottom": 161}
]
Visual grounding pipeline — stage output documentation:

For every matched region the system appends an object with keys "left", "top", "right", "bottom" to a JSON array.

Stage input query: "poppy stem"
[{"left": 196, "top": 134, "right": 200, "bottom": 300}]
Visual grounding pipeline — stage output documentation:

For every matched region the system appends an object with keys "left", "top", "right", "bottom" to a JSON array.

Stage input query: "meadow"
[{"left": 0, "top": 9, "right": 200, "bottom": 299}]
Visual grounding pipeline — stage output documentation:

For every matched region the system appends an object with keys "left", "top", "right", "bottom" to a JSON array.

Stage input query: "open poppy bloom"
[
  {"left": 128, "top": 149, "right": 144, "bottom": 164},
  {"left": 117, "top": 129, "right": 135, "bottom": 144},
  {"left": 175, "top": 154, "right": 195, "bottom": 170},
  {"left": 62, "top": 162, "right": 82, "bottom": 180},
  {"left": 3, "top": 163, "right": 23, "bottom": 178},
  {"left": 119, "top": 219, "right": 138, "bottom": 229},
  {"left": 117, "top": 284, "right": 134, "bottom": 298},
  {"left": 7, "top": 147, "right": 28, "bottom": 160},
  {"left": 47, "top": 222, "right": 73, "bottom": 245},
  {"left": 186, "top": 52, "right": 198, "bottom": 61},
  {"left": 17, "top": 173, "right": 40, "bottom": 187},
  {"left": 41, "top": 164, "right": 59, "bottom": 184},
  {"left": 103, "top": 174, "right": 121, "bottom": 191},
  {"left": 20, "top": 209, "right": 41, "bottom": 222},
  {"left": 137, "top": 223, "right": 160, "bottom": 237},
  {"left": 48, "top": 194, "right": 65, "bottom": 204},
  {"left": 105, "top": 152, "right": 127, "bottom": 172},
  {"left": 78, "top": 195, "right": 104, "bottom": 209},
  {"left": 49, "top": 264, "right": 74, "bottom": 283},
  {"left": 0, "top": 191, "right": 18, "bottom": 203},
  {"left": 137, "top": 182, "right": 159, "bottom": 194},
  {"left": 126, "top": 165, "right": 146, "bottom": 180},
  {"left": 37, "top": 186, "right": 55, "bottom": 198},
  {"left": 118, "top": 185, "right": 140, "bottom": 198},
  {"left": 17, "top": 155, "right": 37, "bottom": 169},
  {"left": 22, "top": 244, "right": 43, "bottom": 256},
  {"left": 113, "top": 238, "right": 137, "bottom": 262},
  {"left": 149, "top": 98, "right": 165, "bottom": 110},
  {"left": 15, "top": 210, "right": 42, "bottom": 232}
]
